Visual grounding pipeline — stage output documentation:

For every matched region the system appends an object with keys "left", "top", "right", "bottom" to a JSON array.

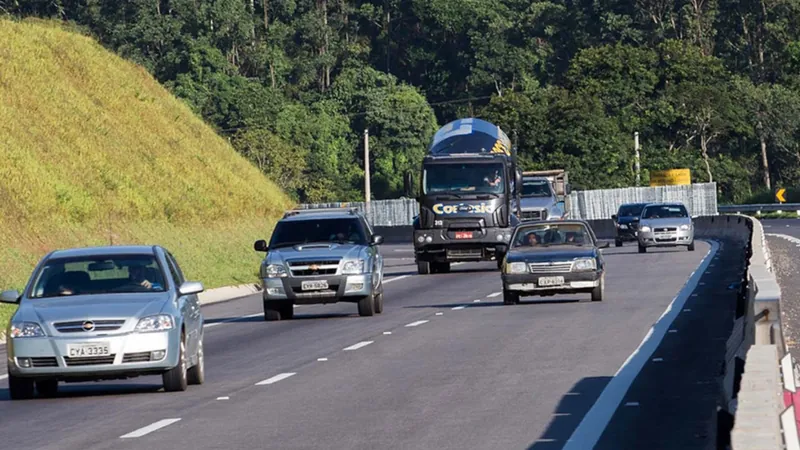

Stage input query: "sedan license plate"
[
  {"left": 67, "top": 342, "right": 110, "bottom": 358},
  {"left": 301, "top": 280, "right": 329, "bottom": 291},
  {"left": 538, "top": 276, "right": 565, "bottom": 287},
  {"left": 455, "top": 231, "right": 473, "bottom": 239}
]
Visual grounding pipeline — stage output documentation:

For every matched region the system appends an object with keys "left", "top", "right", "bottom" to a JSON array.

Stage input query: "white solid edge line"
[
  {"left": 383, "top": 275, "right": 410, "bottom": 284},
  {"left": 343, "top": 341, "right": 373, "bottom": 351},
  {"left": 405, "top": 320, "right": 429, "bottom": 327},
  {"left": 255, "top": 372, "right": 296, "bottom": 386},
  {"left": 120, "top": 418, "right": 182, "bottom": 439},
  {"left": 562, "top": 239, "right": 719, "bottom": 450},
  {"left": 204, "top": 312, "right": 262, "bottom": 329}
]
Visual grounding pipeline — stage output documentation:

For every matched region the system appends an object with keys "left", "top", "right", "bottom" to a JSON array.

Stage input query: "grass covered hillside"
[{"left": 0, "top": 19, "right": 292, "bottom": 328}]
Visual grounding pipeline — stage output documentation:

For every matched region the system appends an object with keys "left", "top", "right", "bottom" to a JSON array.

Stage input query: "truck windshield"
[
  {"left": 423, "top": 163, "right": 505, "bottom": 195},
  {"left": 269, "top": 218, "right": 367, "bottom": 249},
  {"left": 521, "top": 180, "right": 552, "bottom": 197}
]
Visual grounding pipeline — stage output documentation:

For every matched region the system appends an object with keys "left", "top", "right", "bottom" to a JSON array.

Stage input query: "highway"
[
  {"left": 764, "top": 219, "right": 800, "bottom": 364},
  {"left": 0, "top": 241, "right": 736, "bottom": 450}
]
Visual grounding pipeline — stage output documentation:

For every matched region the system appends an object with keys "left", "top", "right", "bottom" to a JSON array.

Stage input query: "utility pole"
[
  {"left": 634, "top": 132, "right": 641, "bottom": 186},
  {"left": 364, "top": 129, "right": 371, "bottom": 218}
]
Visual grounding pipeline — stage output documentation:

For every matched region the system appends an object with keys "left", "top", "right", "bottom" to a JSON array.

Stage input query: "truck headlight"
[
  {"left": 640, "top": 226, "right": 651, "bottom": 232},
  {"left": 136, "top": 315, "right": 175, "bottom": 332},
  {"left": 680, "top": 224, "right": 690, "bottom": 230},
  {"left": 505, "top": 262, "right": 527, "bottom": 274},
  {"left": 342, "top": 260, "right": 365, "bottom": 274},
  {"left": 572, "top": 258, "right": 597, "bottom": 271},
  {"left": 263, "top": 264, "right": 288, "bottom": 278},
  {"left": 10, "top": 322, "right": 46, "bottom": 338}
]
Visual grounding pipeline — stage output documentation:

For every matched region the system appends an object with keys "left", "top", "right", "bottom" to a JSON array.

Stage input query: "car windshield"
[
  {"left": 423, "top": 162, "right": 505, "bottom": 195},
  {"left": 270, "top": 218, "right": 367, "bottom": 249},
  {"left": 521, "top": 180, "right": 552, "bottom": 197},
  {"left": 618, "top": 204, "right": 646, "bottom": 217},
  {"left": 642, "top": 204, "right": 688, "bottom": 219},
  {"left": 512, "top": 223, "right": 592, "bottom": 248},
  {"left": 29, "top": 254, "right": 167, "bottom": 298}
]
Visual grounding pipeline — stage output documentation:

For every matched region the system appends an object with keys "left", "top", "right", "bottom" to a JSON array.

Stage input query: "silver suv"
[{"left": 253, "top": 208, "right": 385, "bottom": 320}]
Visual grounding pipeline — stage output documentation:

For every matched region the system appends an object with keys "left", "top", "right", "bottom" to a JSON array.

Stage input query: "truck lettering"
[{"left": 432, "top": 203, "right": 495, "bottom": 215}]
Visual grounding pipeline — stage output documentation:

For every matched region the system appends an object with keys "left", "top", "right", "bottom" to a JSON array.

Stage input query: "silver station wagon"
[{"left": 1, "top": 245, "right": 206, "bottom": 399}]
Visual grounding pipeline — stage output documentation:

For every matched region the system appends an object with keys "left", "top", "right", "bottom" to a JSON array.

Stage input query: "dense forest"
[{"left": 4, "top": 0, "right": 800, "bottom": 204}]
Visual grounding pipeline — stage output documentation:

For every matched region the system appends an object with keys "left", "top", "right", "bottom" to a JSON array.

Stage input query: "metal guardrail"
[{"left": 719, "top": 203, "right": 800, "bottom": 213}]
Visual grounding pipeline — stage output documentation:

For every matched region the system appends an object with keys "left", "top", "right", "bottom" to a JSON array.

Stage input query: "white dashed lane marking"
[
  {"left": 255, "top": 372, "right": 296, "bottom": 386},
  {"left": 487, "top": 292, "right": 502, "bottom": 298},
  {"left": 343, "top": 341, "right": 373, "bottom": 351},
  {"left": 405, "top": 320, "right": 429, "bottom": 327},
  {"left": 120, "top": 419, "right": 182, "bottom": 439},
  {"left": 452, "top": 306, "right": 466, "bottom": 310}
]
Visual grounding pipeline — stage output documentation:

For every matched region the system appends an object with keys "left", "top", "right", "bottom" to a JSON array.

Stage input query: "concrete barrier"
[{"left": 372, "top": 214, "right": 793, "bottom": 447}]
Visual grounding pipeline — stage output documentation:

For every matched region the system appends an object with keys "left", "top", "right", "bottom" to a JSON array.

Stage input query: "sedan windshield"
[
  {"left": 270, "top": 218, "right": 367, "bottom": 249},
  {"left": 617, "top": 204, "right": 646, "bottom": 217},
  {"left": 512, "top": 223, "right": 592, "bottom": 248},
  {"left": 30, "top": 254, "right": 167, "bottom": 298},
  {"left": 642, "top": 204, "right": 688, "bottom": 219},
  {"left": 521, "top": 180, "right": 552, "bottom": 197}
]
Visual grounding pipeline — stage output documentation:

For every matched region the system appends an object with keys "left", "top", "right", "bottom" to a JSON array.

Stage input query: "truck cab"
[{"left": 514, "top": 170, "right": 571, "bottom": 221}]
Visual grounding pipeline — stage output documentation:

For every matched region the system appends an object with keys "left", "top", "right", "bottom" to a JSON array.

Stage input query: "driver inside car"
[{"left": 128, "top": 265, "right": 158, "bottom": 290}]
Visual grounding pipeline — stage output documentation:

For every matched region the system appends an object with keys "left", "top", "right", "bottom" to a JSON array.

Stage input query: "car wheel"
[
  {"left": 438, "top": 262, "right": 451, "bottom": 273},
  {"left": 263, "top": 300, "right": 282, "bottom": 321},
  {"left": 417, "top": 261, "right": 430, "bottom": 275},
  {"left": 591, "top": 275, "right": 605, "bottom": 302},
  {"left": 638, "top": 244, "right": 646, "bottom": 253},
  {"left": 8, "top": 371, "right": 34, "bottom": 400},
  {"left": 688, "top": 241, "right": 695, "bottom": 251},
  {"left": 281, "top": 302, "right": 294, "bottom": 320},
  {"left": 615, "top": 239, "right": 622, "bottom": 247},
  {"left": 374, "top": 290, "right": 384, "bottom": 314},
  {"left": 358, "top": 293, "right": 375, "bottom": 317},
  {"left": 163, "top": 333, "right": 188, "bottom": 392},
  {"left": 503, "top": 290, "right": 519, "bottom": 305},
  {"left": 35, "top": 379, "right": 59, "bottom": 398},
  {"left": 187, "top": 338, "right": 205, "bottom": 386}
]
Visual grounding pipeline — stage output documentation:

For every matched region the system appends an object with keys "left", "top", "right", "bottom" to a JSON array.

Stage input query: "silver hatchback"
[
  {"left": 1, "top": 245, "right": 206, "bottom": 399},
  {"left": 636, "top": 202, "right": 695, "bottom": 253}
]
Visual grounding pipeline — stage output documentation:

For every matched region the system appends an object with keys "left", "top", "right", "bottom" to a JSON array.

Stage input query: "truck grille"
[
  {"left": 528, "top": 262, "right": 573, "bottom": 273},
  {"left": 446, "top": 248, "right": 483, "bottom": 259},
  {"left": 54, "top": 319, "right": 125, "bottom": 333},
  {"left": 520, "top": 210, "right": 545, "bottom": 221},
  {"left": 288, "top": 259, "right": 341, "bottom": 276}
]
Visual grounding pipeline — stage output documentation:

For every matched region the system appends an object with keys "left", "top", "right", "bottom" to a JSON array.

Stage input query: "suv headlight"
[
  {"left": 342, "top": 260, "right": 365, "bottom": 275},
  {"left": 136, "top": 315, "right": 175, "bottom": 332},
  {"left": 680, "top": 224, "right": 690, "bottom": 230},
  {"left": 505, "top": 262, "right": 527, "bottom": 274},
  {"left": 640, "top": 226, "right": 651, "bottom": 232},
  {"left": 10, "top": 322, "right": 46, "bottom": 338},
  {"left": 572, "top": 258, "right": 597, "bottom": 271},
  {"left": 263, "top": 264, "right": 288, "bottom": 278}
]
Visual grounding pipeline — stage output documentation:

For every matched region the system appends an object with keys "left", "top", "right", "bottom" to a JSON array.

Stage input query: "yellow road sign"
[
  {"left": 649, "top": 169, "right": 691, "bottom": 186},
  {"left": 776, "top": 188, "right": 786, "bottom": 203}
]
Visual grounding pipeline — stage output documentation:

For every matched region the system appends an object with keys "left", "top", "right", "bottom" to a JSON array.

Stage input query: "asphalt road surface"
[
  {"left": 765, "top": 219, "right": 800, "bottom": 362},
  {"left": 0, "top": 241, "right": 719, "bottom": 450}
]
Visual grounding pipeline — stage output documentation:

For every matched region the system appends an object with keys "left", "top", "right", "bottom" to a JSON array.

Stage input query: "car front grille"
[
  {"left": 528, "top": 262, "right": 573, "bottom": 273},
  {"left": 64, "top": 355, "right": 116, "bottom": 366},
  {"left": 31, "top": 357, "right": 58, "bottom": 367},
  {"left": 288, "top": 259, "right": 341, "bottom": 276},
  {"left": 654, "top": 227, "right": 677, "bottom": 232},
  {"left": 54, "top": 319, "right": 125, "bottom": 333},
  {"left": 122, "top": 352, "right": 152, "bottom": 363}
]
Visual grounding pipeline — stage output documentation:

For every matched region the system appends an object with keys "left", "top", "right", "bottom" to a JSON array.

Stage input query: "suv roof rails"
[{"left": 283, "top": 207, "right": 360, "bottom": 219}]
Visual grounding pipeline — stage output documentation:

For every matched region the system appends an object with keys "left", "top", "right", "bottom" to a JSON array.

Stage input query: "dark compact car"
[
  {"left": 500, "top": 220, "right": 608, "bottom": 305},
  {"left": 611, "top": 202, "right": 648, "bottom": 247}
]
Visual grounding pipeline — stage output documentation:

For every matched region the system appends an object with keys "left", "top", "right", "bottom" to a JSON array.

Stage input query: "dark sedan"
[
  {"left": 500, "top": 220, "right": 608, "bottom": 305},
  {"left": 611, "top": 202, "right": 648, "bottom": 246}
]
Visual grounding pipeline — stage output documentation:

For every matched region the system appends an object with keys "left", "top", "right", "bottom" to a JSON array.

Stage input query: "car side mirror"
[
  {"left": 371, "top": 235, "right": 384, "bottom": 246},
  {"left": 565, "top": 183, "right": 572, "bottom": 195},
  {"left": 254, "top": 239, "right": 268, "bottom": 252},
  {"left": 178, "top": 281, "right": 204, "bottom": 296},
  {"left": 611, "top": 214, "right": 617, "bottom": 221},
  {"left": 0, "top": 289, "right": 21, "bottom": 304}
]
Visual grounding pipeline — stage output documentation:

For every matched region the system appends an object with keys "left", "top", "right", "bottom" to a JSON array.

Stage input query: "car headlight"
[
  {"left": 680, "top": 224, "right": 690, "bottom": 230},
  {"left": 342, "top": 260, "right": 365, "bottom": 274},
  {"left": 135, "top": 315, "right": 175, "bottom": 332},
  {"left": 10, "top": 322, "right": 46, "bottom": 338},
  {"left": 505, "top": 262, "right": 527, "bottom": 274},
  {"left": 640, "top": 226, "right": 651, "bottom": 232},
  {"left": 263, "top": 264, "right": 288, "bottom": 278},
  {"left": 572, "top": 258, "right": 597, "bottom": 271},
  {"left": 618, "top": 224, "right": 628, "bottom": 229}
]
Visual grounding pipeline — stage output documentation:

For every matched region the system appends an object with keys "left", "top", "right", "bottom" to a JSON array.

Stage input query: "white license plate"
[
  {"left": 67, "top": 342, "right": 110, "bottom": 358},
  {"left": 301, "top": 280, "right": 329, "bottom": 291},
  {"left": 538, "top": 276, "right": 565, "bottom": 287}
]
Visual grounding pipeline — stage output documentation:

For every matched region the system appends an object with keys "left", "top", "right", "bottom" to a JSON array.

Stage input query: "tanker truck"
[{"left": 412, "top": 118, "right": 522, "bottom": 275}]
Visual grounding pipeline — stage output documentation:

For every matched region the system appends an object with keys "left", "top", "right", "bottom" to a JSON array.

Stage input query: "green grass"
[{"left": 0, "top": 18, "right": 292, "bottom": 333}]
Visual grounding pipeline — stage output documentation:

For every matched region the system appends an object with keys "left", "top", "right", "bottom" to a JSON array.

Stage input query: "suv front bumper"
[
  {"left": 413, "top": 228, "right": 511, "bottom": 262},
  {"left": 262, "top": 273, "right": 377, "bottom": 304}
]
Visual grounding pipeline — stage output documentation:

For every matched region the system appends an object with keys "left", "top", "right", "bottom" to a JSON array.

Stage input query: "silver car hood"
[
  {"left": 269, "top": 243, "right": 364, "bottom": 263},
  {"left": 17, "top": 293, "right": 170, "bottom": 324},
  {"left": 640, "top": 217, "right": 692, "bottom": 228}
]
